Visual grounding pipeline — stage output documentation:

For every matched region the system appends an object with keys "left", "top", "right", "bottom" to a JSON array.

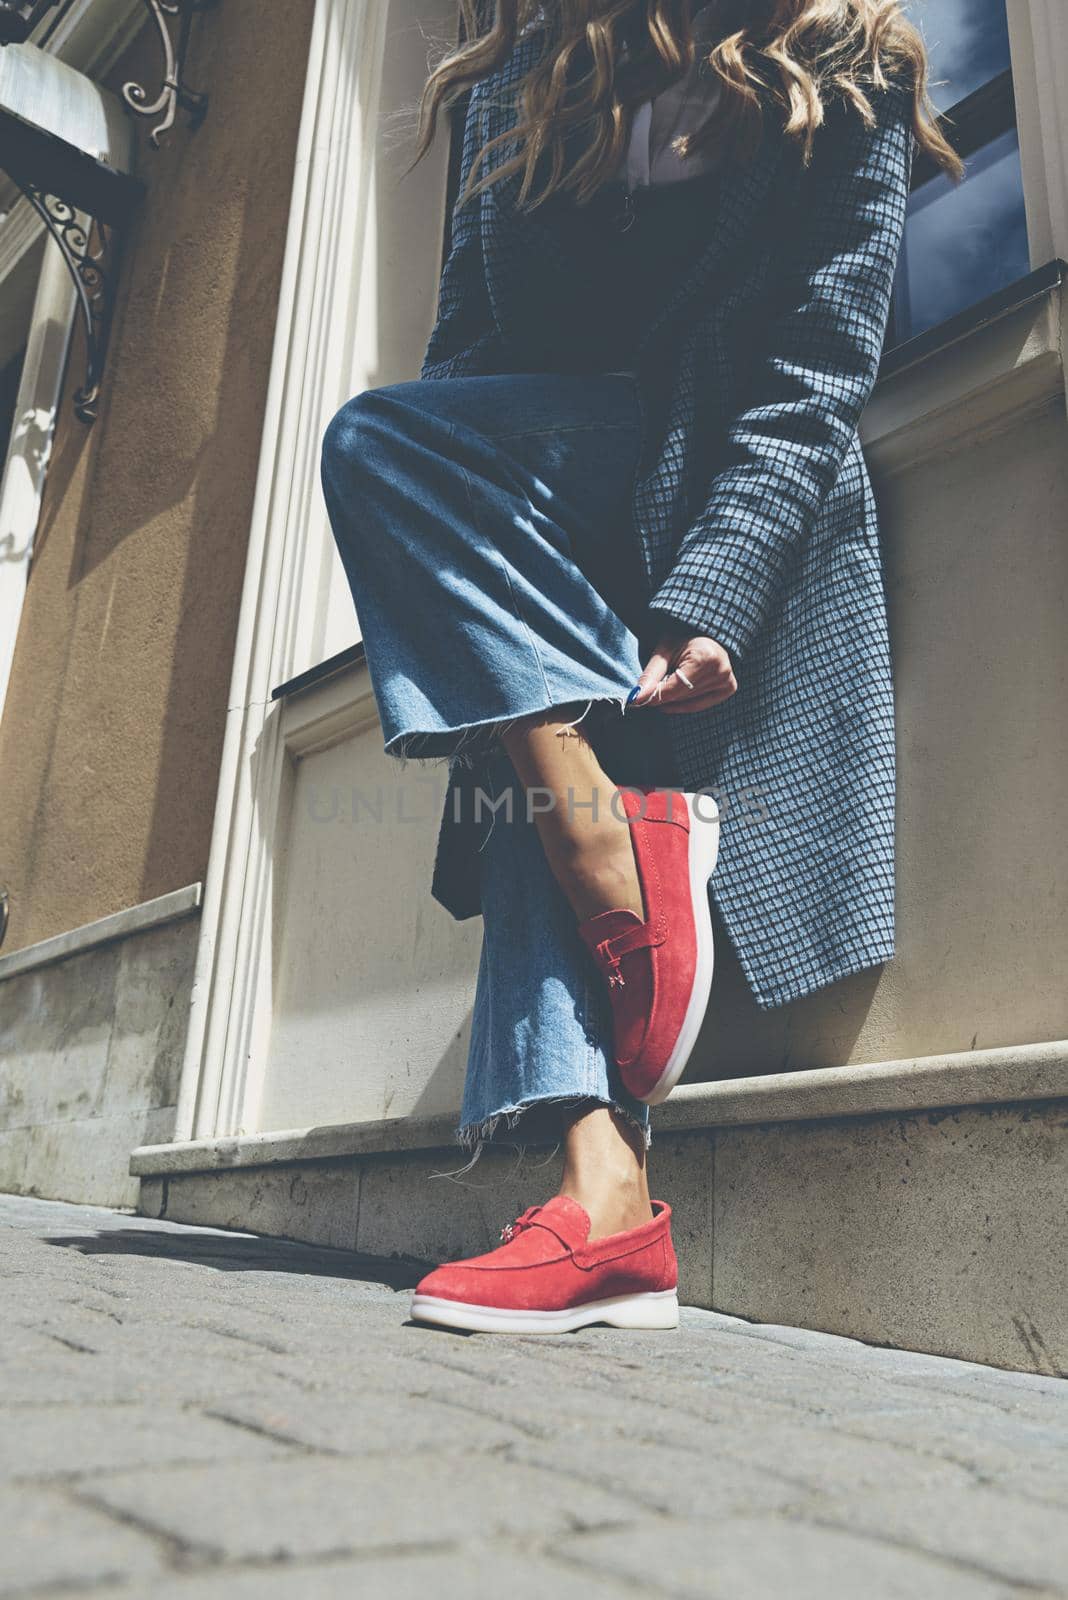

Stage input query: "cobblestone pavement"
[{"left": 2, "top": 1193, "right": 1067, "bottom": 1600}]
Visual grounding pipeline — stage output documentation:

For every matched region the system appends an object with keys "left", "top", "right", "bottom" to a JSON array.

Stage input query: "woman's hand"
[{"left": 632, "top": 627, "right": 737, "bottom": 714}]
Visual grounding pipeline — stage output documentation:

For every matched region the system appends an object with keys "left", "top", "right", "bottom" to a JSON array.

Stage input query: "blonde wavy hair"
[{"left": 411, "top": 0, "right": 963, "bottom": 209}]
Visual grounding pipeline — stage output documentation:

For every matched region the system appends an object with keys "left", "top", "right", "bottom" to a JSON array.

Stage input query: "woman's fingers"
[
  {"left": 658, "top": 682, "right": 737, "bottom": 714},
  {"left": 657, "top": 661, "right": 737, "bottom": 705},
  {"left": 635, "top": 632, "right": 737, "bottom": 709},
  {"left": 633, "top": 643, "right": 674, "bottom": 705}
]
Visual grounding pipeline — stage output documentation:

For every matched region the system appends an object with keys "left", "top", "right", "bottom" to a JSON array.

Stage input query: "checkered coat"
[{"left": 420, "top": 25, "right": 917, "bottom": 1009}]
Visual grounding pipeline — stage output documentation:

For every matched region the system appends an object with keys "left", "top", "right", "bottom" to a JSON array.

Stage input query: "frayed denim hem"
[
  {"left": 428, "top": 1092, "right": 652, "bottom": 1183},
  {"left": 383, "top": 692, "right": 635, "bottom": 771}
]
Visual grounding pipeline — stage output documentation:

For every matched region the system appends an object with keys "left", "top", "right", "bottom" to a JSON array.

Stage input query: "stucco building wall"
[{"left": 0, "top": 0, "right": 317, "bottom": 954}]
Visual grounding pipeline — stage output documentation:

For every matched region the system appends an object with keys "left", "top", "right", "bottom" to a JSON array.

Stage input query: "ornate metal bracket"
[
  {"left": 123, "top": 0, "right": 218, "bottom": 148},
  {"left": 12, "top": 180, "right": 122, "bottom": 424},
  {"left": 0, "top": 1, "right": 219, "bottom": 419}
]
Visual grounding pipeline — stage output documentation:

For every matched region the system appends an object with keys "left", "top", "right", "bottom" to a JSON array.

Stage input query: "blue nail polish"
[{"left": 626, "top": 685, "right": 642, "bottom": 705}]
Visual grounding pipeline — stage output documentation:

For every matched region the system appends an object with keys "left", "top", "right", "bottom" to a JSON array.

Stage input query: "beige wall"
[
  {"left": 690, "top": 394, "right": 1068, "bottom": 1077},
  {"left": 0, "top": 0, "right": 317, "bottom": 953}
]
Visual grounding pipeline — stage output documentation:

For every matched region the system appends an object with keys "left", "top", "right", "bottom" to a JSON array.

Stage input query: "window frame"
[
  {"left": 885, "top": 5, "right": 1025, "bottom": 352},
  {"left": 911, "top": 66, "right": 1017, "bottom": 187}
]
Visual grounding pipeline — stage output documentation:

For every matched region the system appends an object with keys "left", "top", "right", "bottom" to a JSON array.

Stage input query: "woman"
[{"left": 320, "top": 0, "right": 961, "bottom": 1334}]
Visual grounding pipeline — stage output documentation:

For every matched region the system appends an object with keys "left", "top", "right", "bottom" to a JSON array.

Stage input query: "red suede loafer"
[
  {"left": 409, "top": 1196, "right": 679, "bottom": 1334},
  {"left": 576, "top": 788, "right": 719, "bottom": 1105}
]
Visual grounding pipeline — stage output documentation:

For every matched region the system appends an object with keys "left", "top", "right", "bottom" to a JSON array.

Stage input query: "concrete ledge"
[
  {"left": 0, "top": 884, "right": 202, "bottom": 983},
  {"left": 863, "top": 268, "right": 1065, "bottom": 475},
  {"left": 131, "top": 1110, "right": 460, "bottom": 1176},
  {"left": 137, "top": 1096, "right": 1068, "bottom": 1375},
  {"left": 661, "top": 1038, "right": 1068, "bottom": 1130},
  {"left": 2, "top": 901, "right": 199, "bottom": 1210},
  {"left": 710, "top": 1099, "right": 1068, "bottom": 1378},
  {"left": 129, "top": 1037, "right": 1068, "bottom": 1177}
]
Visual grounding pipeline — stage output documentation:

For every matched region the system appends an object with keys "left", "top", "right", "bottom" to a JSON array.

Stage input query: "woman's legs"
[
  {"left": 320, "top": 373, "right": 674, "bottom": 1218},
  {"left": 560, "top": 1106, "right": 652, "bottom": 1239},
  {"left": 499, "top": 710, "right": 644, "bottom": 922},
  {"left": 463, "top": 739, "right": 654, "bottom": 1236},
  {"left": 492, "top": 704, "right": 654, "bottom": 1239}
]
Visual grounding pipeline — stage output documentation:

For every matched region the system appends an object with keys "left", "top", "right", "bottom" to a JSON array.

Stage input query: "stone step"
[{"left": 131, "top": 1038, "right": 1068, "bottom": 1378}]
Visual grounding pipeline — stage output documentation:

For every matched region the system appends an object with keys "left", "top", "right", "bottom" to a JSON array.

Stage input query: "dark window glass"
[
  {"left": 892, "top": 126, "right": 1029, "bottom": 339},
  {"left": 906, "top": 0, "right": 1012, "bottom": 114},
  {"left": 887, "top": 0, "right": 1026, "bottom": 348}
]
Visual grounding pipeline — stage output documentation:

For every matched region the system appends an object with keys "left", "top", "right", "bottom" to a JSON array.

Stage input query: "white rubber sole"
[
  {"left": 409, "top": 1287, "right": 680, "bottom": 1335},
  {"left": 640, "top": 791, "right": 720, "bottom": 1107}
]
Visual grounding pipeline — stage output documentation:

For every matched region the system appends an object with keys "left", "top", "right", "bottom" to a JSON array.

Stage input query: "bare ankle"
[
  {"left": 560, "top": 1181, "right": 654, "bottom": 1241},
  {"left": 543, "top": 820, "right": 644, "bottom": 923},
  {"left": 558, "top": 1105, "right": 653, "bottom": 1240}
]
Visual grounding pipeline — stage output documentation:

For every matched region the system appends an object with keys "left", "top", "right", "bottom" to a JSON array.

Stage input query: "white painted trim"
[
  {"left": 174, "top": 0, "right": 453, "bottom": 1144},
  {"left": 0, "top": 241, "right": 77, "bottom": 725},
  {"left": 1008, "top": 1, "right": 1051, "bottom": 268},
  {"left": 174, "top": 0, "right": 387, "bottom": 1143},
  {"left": 131, "top": 1037, "right": 1068, "bottom": 1174},
  {"left": 1016, "top": 0, "right": 1068, "bottom": 434},
  {"left": 279, "top": 654, "right": 377, "bottom": 760},
  {"left": 1014, "top": 0, "right": 1068, "bottom": 266},
  {"left": 0, "top": 883, "right": 202, "bottom": 983}
]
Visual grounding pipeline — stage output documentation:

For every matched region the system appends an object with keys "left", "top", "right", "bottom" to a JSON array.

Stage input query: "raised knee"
[
  {"left": 321, "top": 388, "right": 390, "bottom": 478},
  {"left": 321, "top": 382, "right": 452, "bottom": 496}
]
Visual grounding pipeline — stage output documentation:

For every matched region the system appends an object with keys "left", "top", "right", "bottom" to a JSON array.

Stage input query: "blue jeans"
[{"left": 320, "top": 373, "right": 680, "bottom": 1156}]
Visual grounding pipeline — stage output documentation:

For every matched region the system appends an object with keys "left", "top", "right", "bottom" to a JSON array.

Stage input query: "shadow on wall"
[{"left": 693, "top": 902, "right": 884, "bottom": 1081}]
